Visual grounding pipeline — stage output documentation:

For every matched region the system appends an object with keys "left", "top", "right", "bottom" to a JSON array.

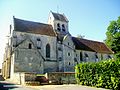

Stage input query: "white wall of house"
[
  {"left": 12, "top": 31, "right": 57, "bottom": 60},
  {"left": 75, "top": 50, "right": 113, "bottom": 63},
  {"left": 11, "top": 29, "right": 113, "bottom": 74},
  {"left": 62, "top": 35, "right": 75, "bottom": 72},
  {"left": 57, "top": 42, "right": 64, "bottom": 72},
  {"left": 12, "top": 31, "right": 57, "bottom": 74}
]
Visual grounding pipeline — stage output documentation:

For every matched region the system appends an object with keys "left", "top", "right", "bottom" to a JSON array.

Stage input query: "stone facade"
[
  {"left": 2, "top": 11, "right": 113, "bottom": 80},
  {"left": 46, "top": 72, "right": 76, "bottom": 84}
]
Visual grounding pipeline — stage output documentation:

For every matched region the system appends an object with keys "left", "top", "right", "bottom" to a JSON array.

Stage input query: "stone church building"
[{"left": 2, "top": 11, "right": 113, "bottom": 80}]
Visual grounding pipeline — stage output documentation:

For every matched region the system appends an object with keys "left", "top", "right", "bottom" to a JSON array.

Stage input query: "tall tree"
[{"left": 105, "top": 16, "right": 120, "bottom": 58}]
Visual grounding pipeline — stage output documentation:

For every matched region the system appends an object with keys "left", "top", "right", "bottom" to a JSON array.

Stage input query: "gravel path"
[
  {"left": 27, "top": 84, "right": 109, "bottom": 90},
  {"left": 0, "top": 75, "right": 109, "bottom": 90}
]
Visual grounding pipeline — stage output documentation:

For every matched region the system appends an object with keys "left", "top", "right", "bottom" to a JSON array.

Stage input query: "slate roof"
[
  {"left": 72, "top": 37, "right": 113, "bottom": 54},
  {"left": 14, "top": 18, "right": 56, "bottom": 36},
  {"left": 51, "top": 12, "right": 68, "bottom": 22}
]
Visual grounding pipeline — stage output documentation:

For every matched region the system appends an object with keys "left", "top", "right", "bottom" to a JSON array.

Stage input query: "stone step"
[{"left": 25, "top": 81, "right": 40, "bottom": 86}]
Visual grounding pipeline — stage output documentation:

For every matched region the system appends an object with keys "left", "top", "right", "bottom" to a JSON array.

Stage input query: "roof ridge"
[
  {"left": 14, "top": 17, "right": 56, "bottom": 36},
  {"left": 73, "top": 36, "right": 104, "bottom": 43},
  {"left": 51, "top": 11, "right": 68, "bottom": 22},
  {"left": 51, "top": 11, "right": 63, "bottom": 16},
  {"left": 14, "top": 17, "right": 51, "bottom": 26},
  {"left": 72, "top": 36, "right": 113, "bottom": 54}
]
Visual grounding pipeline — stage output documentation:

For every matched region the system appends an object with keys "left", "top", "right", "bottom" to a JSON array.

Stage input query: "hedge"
[{"left": 75, "top": 58, "right": 120, "bottom": 90}]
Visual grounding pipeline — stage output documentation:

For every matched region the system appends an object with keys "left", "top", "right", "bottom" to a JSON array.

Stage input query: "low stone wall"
[
  {"left": 25, "top": 72, "right": 36, "bottom": 81},
  {"left": 46, "top": 72, "right": 76, "bottom": 84},
  {"left": 11, "top": 72, "right": 37, "bottom": 85},
  {"left": 11, "top": 72, "right": 25, "bottom": 85},
  {"left": 11, "top": 72, "right": 76, "bottom": 85}
]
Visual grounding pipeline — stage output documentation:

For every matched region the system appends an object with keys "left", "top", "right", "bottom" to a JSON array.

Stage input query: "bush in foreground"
[{"left": 75, "top": 58, "right": 120, "bottom": 90}]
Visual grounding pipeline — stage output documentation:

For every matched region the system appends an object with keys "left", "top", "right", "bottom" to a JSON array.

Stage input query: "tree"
[
  {"left": 77, "top": 34, "right": 85, "bottom": 39},
  {"left": 105, "top": 16, "right": 120, "bottom": 58}
]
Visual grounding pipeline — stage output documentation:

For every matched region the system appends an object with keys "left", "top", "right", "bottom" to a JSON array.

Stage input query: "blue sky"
[{"left": 0, "top": 0, "right": 119, "bottom": 68}]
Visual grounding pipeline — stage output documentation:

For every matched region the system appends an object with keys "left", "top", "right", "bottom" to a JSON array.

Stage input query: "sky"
[{"left": 0, "top": 0, "right": 120, "bottom": 68}]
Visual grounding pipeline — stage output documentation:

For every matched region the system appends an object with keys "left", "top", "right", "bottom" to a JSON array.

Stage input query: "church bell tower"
[{"left": 48, "top": 11, "right": 70, "bottom": 38}]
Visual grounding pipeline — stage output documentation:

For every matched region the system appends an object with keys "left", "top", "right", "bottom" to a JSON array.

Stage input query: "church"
[{"left": 2, "top": 11, "right": 113, "bottom": 80}]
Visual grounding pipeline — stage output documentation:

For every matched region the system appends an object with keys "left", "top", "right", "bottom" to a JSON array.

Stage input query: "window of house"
[
  {"left": 68, "top": 52, "right": 70, "bottom": 56},
  {"left": 59, "top": 57, "right": 62, "bottom": 61},
  {"left": 68, "top": 62, "right": 70, "bottom": 65},
  {"left": 37, "top": 38, "right": 41, "bottom": 41},
  {"left": 74, "top": 58, "right": 78, "bottom": 64},
  {"left": 95, "top": 53, "right": 98, "bottom": 62},
  {"left": 29, "top": 43, "right": 32, "bottom": 49},
  {"left": 57, "top": 23, "right": 61, "bottom": 31},
  {"left": 74, "top": 58, "right": 77, "bottom": 61},
  {"left": 46, "top": 44, "right": 50, "bottom": 58},
  {"left": 58, "top": 47, "right": 62, "bottom": 51},
  {"left": 37, "top": 47, "right": 41, "bottom": 49},
  {"left": 80, "top": 52, "right": 83, "bottom": 61},
  {"left": 85, "top": 53, "right": 88, "bottom": 57},
  {"left": 57, "top": 23, "right": 60, "bottom": 27},
  {"left": 37, "top": 38, "right": 41, "bottom": 49},
  {"left": 13, "top": 44, "right": 16, "bottom": 47},
  {"left": 68, "top": 42, "right": 69, "bottom": 46},
  {"left": 85, "top": 53, "right": 89, "bottom": 62},
  {"left": 62, "top": 24, "right": 65, "bottom": 32},
  {"left": 108, "top": 55, "right": 111, "bottom": 59},
  {"left": 95, "top": 53, "right": 98, "bottom": 58}
]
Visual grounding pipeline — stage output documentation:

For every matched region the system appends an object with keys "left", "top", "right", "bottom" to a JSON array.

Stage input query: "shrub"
[{"left": 75, "top": 58, "right": 120, "bottom": 90}]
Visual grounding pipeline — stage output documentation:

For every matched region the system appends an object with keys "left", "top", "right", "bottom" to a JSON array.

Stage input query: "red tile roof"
[
  {"left": 13, "top": 17, "right": 113, "bottom": 54},
  {"left": 14, "top": 18, "right": 56, "bottom": 36},
  {"left": 72, "top": 37, "right": 113, "bottom": 54}
]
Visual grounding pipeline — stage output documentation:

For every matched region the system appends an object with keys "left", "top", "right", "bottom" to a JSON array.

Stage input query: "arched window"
[
  {"left": 85, "top": 53, "right": 88, "bottom": 57},
  {"left": 37, "top": 38, "right": 41, "bottom": 49},
  {"left": 46, "top": 44, "right": 50, "bottom": 58},
  {"left": 68, "top": 52, "right": 70, "bottom": 56},
  {"left": 57, "top": 23, "right": 61, "bottom": 31},
  {"left": 68, "top": 62, "right": 70, "bottom": 65},
  {"left": 28, "top": 43, "right": 32, "bottom": 49},
  {"left": 80, "top": 52, "right": 83, "bottom": 61},
  {"left": 108, "top": 55, "right": 112, "bottom": 59},
  {"left": 95, "top": 52, "right": 98, "bottom": 62},
  {"left": 85, "top": 53, "right": 89, "bottom": 62},
  {"left": 62, "top": 24, "right": 65, "bottom": 32}
]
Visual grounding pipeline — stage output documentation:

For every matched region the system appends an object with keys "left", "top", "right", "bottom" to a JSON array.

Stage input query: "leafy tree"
[
  {"left": 77, "top": 34, "right": 85, "bottom": 39},
  {"left": 105, "top": 16, "right": 120, "bottom": 58}
]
